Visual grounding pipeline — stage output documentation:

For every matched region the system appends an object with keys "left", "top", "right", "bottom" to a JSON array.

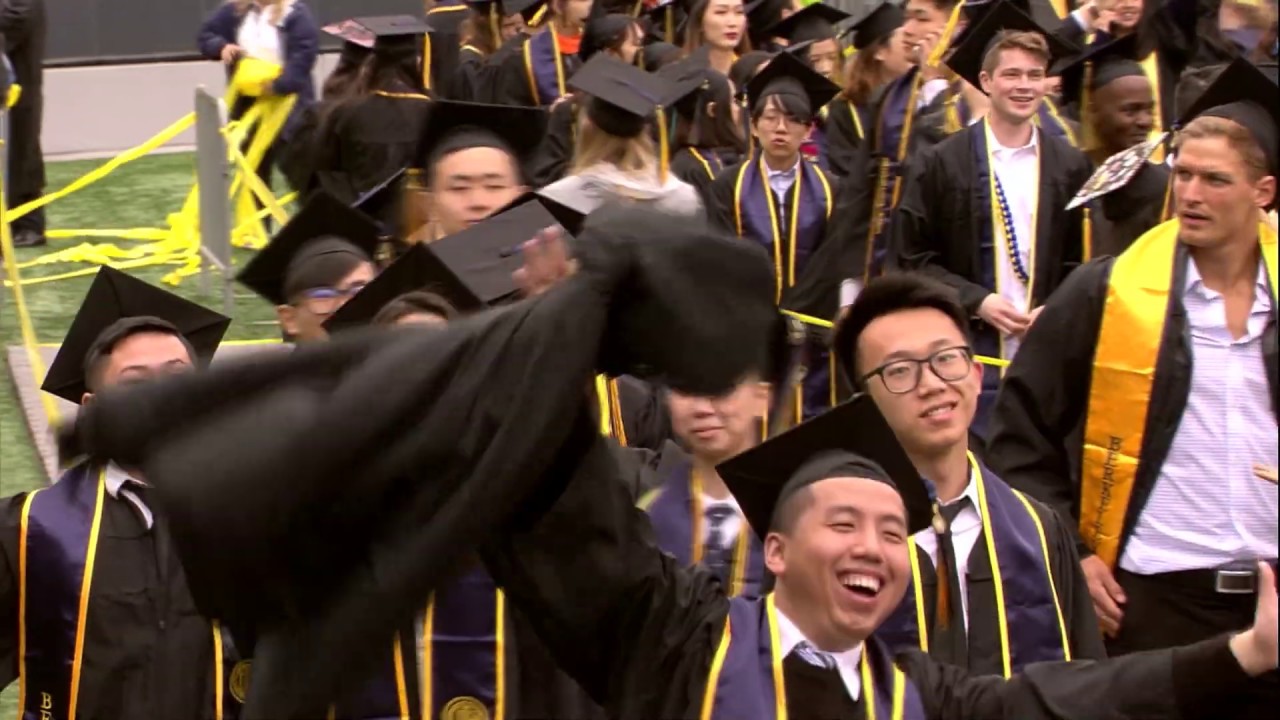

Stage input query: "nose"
[
  {"left": 848, "top": 527, "right": 885, "bottom": 563},
  {"left": 1135, "top": 109, "right": 1154, "bottom": 132},
  {"left": 1177, "top": 176, "right": 1203, "bottom": 207}
]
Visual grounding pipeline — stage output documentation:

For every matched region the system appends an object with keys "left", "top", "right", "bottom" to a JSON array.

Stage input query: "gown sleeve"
[
  {"left": 899, "top": 632, "right": 1256, "bottom": 720},
  {"left": 1034, "top": 500, "right": 1107, "bottom": 661},
  {"left": 890, "top": 145, "right": 993, "bottom": 313},
  {"left": 986, "top": 259, "right": 1113, "bottom": 554},
  {"left": 480, "top": 414, "right": 729, "bottom": 717},
  {"left": 705, "top": 166, "right": 739, "bottom": 235},
  {"left": 0, "top": 495, "right": 22, "bottom": 688},
  {"left": 824, "top": 98, "right": 861, "bottom": 179},
  {"left": 490, "top": 38, "right": 538, "bottom": 107},
  {"left": 529, "top": 99, "right": 577, "bottom": 187}
]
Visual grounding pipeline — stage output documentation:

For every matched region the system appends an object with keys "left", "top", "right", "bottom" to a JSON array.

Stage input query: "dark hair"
[
  {"left": 319, "top": 52, "right": 427, "bottom": 136},
  {"left": 919, "top": 0, "right": 960, "bottom": 12},
  {"left": 729, "top": 51, "right": 773, "bottom": 92},
  {"left": 752, "top": 92, "right": 812, "bottom": 124},
  {"left": 675, "top": 71, "right": 747, "bottom": 153},
  {"left": 684, "top": 0, "right": 753, "bottom": 55},
  {"left": 841, "top": 34, "right": 894, "bottom": 105},
  {"left": 83, "top": 316, "right": 196, "bottom": 393},
  {"left": 641, "top": 42, "right": 684, "bottom": 71},
  {"left": 322, "top": 48, "right": 369, "bottom": 100},
  {"left": 372, "top": 290, "right": 457, "bottom": 326},
  {"left": 770, "top": 484, "right": 814, "bottom": 534},
  {"left": 832, "top": 273, "right": 971, "bottom": 389},
  {"left": 461, "top": 7, "right": 504, "bottom": 56}
]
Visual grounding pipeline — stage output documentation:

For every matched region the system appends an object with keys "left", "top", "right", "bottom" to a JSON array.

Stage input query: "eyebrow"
[
  {"left": 881, "top": 338, "right": 958, "bottom": 362},
  {"left": 119, "top": 359, "right": 192, "bottom": 374},
  {"left": 446, "top": 172, "right": 509, "bottom": 183}
]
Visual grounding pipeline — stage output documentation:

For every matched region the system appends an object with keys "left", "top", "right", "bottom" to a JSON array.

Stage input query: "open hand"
[
  {"left": 513, "top": 226, "right": 577, "bottom": 297},
  {"left": 1081, "top": 554, "right": 1126, "bottom": 638},
  {"left": 220, "top": 43, "right": 243, "bottom": 65},
  {"left": 1229, "top": 563, "right": 1277, "bottom": 676},
  {"left": 978, "top": 294, "right": 1031, "bottom": 337}
]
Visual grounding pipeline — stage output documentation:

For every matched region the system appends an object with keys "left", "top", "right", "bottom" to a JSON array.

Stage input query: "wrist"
[{"left": 1228, "top": 630, "right": 1272, "bottom": 677}]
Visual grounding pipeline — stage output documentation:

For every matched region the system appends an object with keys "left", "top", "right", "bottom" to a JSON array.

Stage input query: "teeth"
[
  {"left": 840, "top": 574, "right": 881, "bottom": 593},
  {"left": 923, "top": 403, "right": 953, "bottom": 417}
]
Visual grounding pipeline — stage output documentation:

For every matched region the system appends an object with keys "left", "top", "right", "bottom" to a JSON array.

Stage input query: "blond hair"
[
  {"left": 570, "top": 118, "right": 660, "bottom": 176},
  {"left": 980, "top": 30, "right": 1051, "bottom": 75},
  {"left": 1175, "top": 115, "right": 1270, "bottom": 181}
]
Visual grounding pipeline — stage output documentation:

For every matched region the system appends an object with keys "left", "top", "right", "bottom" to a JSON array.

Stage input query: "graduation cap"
[
  {"left": 569, "top": 54, "right": 683, "bottom": 138},
  {"left": 745, "top": 48, "right": 840, "bottom": 117},
  {"left": 384, "top": 199, "right": 565, "bottom": 311},
  {"left": 464, "top": 0, "right": 544, "bottom": 17},
  {"left": 717, "top": 395, "right": 932, "bottom": 540},
  {"left": 236, "top": 192, "right": 381, "bottom": 306},
  {"left": 943, "top": 0, "right": 1077, "bottom": 92},
  {"left": 1065, "top": 132, "right": 1168, "bottom": 210},
  {"left": 765, "top": 3, "right": 852, "bottom": 45},
  {"left": 352, "top": 15, "right": 433, "bottom": 59},
  {"left": 643, "top": 0, "right": 686, "bottom": 44},
  {"left": 324, "top": 244, "right": 447, "bottom": 333},
  {"left": 353, "top": 167, "right": 408, "bottom": 239},
  {"left": 848, "top": 1, "right": 904, "bottom": 51},
  {"left": 418, "top": 100, "right": 549, "bottom": 180},
  {"left": 42, "top": 267, "right": 231, "bottom": 404},
  {"left": 1051, "top": 32, "right": 1146, "bottom": 109},
  {"left": 1178, "top": 56, "right": 1280, "bottom": 182},
  {"left": 581, "top": 12, "right": 638, "bottom": 63},
  {"left": 323, "top": 19, "right": 376, "bottom": 64},
  {"left": 641, "top": 41, "right": 684, "bottom": 71},
  {"left": 657, "top": 47, "right": 722, "bottom": 121},
  {"left": 746, "top": 0, "right": 792, "bottom": 45},
  {"left": 528, "top": 182, "right": 600, "bottom": 236}
]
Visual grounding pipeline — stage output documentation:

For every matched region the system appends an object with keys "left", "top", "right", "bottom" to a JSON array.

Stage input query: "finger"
[
  {"left": 1101, "top": 571, "right": 1127, "bottom": 604},
  {"left": 1093, "top": 589, "right": 1123, "bottom": 623},
  {"left": 1258, "top": 561, "right": 1276, "bottom": 597},
  {"left": 1094, "top": 606, "right": 1119, "bottom": 636}
]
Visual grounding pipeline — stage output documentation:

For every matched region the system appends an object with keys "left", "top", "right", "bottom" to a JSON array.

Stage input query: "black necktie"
[{"left": 932, "top": 497, "right": 970, "bottom": 664}]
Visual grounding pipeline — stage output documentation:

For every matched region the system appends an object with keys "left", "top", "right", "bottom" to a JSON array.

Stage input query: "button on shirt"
[
  {"left": 986, "top": 122, "right": 1039, "bottom": 360},
  {"left": 104, "top": 462, "right": 153, "bottom": 530},
  {"left": 775, "top": 606, "right": 864, "bottom": 702},
  {"left": 912, "top": 472, "right": 983, "bottom": 631},
  {"left": 1121, "top": 258, "right": 1278, "bottom": 575}
]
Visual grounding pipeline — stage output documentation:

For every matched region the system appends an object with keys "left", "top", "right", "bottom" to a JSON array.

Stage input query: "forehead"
[
  {"left": 1175, "top": 134, "right": 1250, "bottom": 173},
  {"left": 434, "top": 146, "right": 518, "bottom": 181},
  {"left": 806, "top": 476, "right": 907, "bottom": 520},
  {"left": 905, "top": 0, "right": 944, "bottom": 17},
  {"left": 859, "top": 307, "right": 966, "bottom": 358},
  {"left": 1096, "top": 74, "right": 1153, "bottom": 102},
  {"left": 707, "top": 0, "right": 743, "bottom": 9},
  {"left": 106, "top": 331, "right": 194, "bottom": 368},
  {"left": 989, "top": 47, "right": 1047, "bottom": 71}
]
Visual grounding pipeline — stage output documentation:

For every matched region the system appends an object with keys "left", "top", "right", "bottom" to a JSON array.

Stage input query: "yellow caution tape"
[
  {"left": 6, "top": 84, "right": 20, "bottom": 109},
  {"left": 780, "top": 309, "right": 1011, "bottom": 369}
]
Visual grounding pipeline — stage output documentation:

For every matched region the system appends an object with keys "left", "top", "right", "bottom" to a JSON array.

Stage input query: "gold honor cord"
[{"left": 983, "top": 119, "right": 1039, "bottom": 365}]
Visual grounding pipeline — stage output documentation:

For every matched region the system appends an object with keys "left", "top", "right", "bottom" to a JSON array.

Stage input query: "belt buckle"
[{"left": 1214, "top": 569, "right": 1256, "bottom": 594}]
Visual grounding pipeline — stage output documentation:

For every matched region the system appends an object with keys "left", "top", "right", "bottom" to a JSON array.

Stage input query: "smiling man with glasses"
[{"left": 831, "top": 272, "right": 1105, "bottom": 676}]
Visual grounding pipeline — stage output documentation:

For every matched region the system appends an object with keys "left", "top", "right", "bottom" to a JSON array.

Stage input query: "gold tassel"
[
  {"left": 1083, "top": 206, "right": 1093, "bottom": 262},
  {"left": 530, "top": 3, "right": 548, "bottom": 27},
  {"left": 926, "top": 1, "right": 965, "bottom": 68},
  {"left": 944, "top": 91, "right": 962, "bottom": 135},
  {"left": 666, "top": 7, "right": 674, "bottom": 44},
  {"left": 422, "top": 33, "right": 432, "bottom": 91},
  {"left": 656, "top": 106, "right": 670, "bottom": 184}
]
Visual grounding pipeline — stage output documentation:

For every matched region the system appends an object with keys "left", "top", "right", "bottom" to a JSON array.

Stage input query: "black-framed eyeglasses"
[{"left": 860, "top": 346, "right": 974, "bottom": 394}]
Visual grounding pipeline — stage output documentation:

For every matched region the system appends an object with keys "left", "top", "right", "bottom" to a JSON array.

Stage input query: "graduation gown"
[
  {"left": 824, "top": 96, "right": 874, "bottom": 179},
  {"left": 1092, "top": 161, "right": 1170, "bottom": 257},
  {"left": 2, "top": 0, "right": 46, "bottom": 230},
  {"left": 477, "top": 407, "right": 1257, "bottom": 720},
  {"left": 528, "top": 97, "right": 579, "bottom": 187},
  {"left": 54, "top": 207, "right": 781, "bottom": 719},
  {"left": 276, "top": 103, "right": 323, "bottom": 193},
  {"left": 670, "top": 147, "right": 741, "bottom": 210},
  {"left": 875, "top": 465, "right": 1105, "bottom": 675},
  {"left": 491, "top": 27, "right": 581, "bottom": 107},
  {"left": 311, "top": 91, "right": 432, "bottom": 207},
  {"left": 452, "top": 44, "right": 489, "bottom": 102},
  {"left": 986, "top": 247, "right": 1280, "bottom": 557},
  {"left": 601, "top": 374, "right": 673, "bottom": 453},
  {"left": 0, "top": 465, "right": 241, "bottom": 720}
]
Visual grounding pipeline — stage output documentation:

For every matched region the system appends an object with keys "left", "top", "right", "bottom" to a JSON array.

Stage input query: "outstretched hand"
[
  {"left": 1229, "top": 562, "right": 1278, "bottom": 677},
  {"left": 513, "top": 226, "right": 578, "bottom": 297}
]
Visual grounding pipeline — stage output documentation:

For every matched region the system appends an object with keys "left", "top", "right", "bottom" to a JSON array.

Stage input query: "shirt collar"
[
  {"left": 103, "top": 462, "right": 146, "bottom": 499},
  {"left": 766, "top": 159, "right": 802, "bottom": 179},
  {"left": 1185, "top": 254, "right": 1272, "bottom": 308},
  {"left": 773, "top": 604, "right": 865, "bottom": 699},
  {"left": 984, "top": 120, "right": 1038, "bottom": 154}
]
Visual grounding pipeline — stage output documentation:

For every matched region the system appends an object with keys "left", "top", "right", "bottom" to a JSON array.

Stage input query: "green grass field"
[{"left": 0, "top": 152, "right": 285, "bottom": 713}]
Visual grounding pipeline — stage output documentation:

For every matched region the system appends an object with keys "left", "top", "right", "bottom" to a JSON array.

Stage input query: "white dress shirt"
[
  {"left": 1120, "top": 257, "right": 1279, "bottom": 574},
  {"left": 701, "top": 494, "right": 744, "bottom": 549},
  {"left": 236, "top": 1, "right": 295, "bottom": 65},
  {"left": 911, "top": 470, "right": 983, "bottom": 631},
  {"left": 986, "top": 122, "right": 1039, "bottom": 359},
  {"left": 767, "top": 160, "right": 801, "bottom": 227},
  {"left": 919, "top": 78, "right": 950, "bottom": 109},
  {"left": 104, "top": 462, "right": 153, "bottom": 530},
  {"left": 774, "top": 606, "right": 864, "bottom": 702}
]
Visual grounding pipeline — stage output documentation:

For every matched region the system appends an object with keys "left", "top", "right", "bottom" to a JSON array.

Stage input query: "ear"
[
  {"left": 706, "top": 101, "right": 718, "bottom": 120},
  {"left": 979, "top": 71, "right": 993, "bottom": 96},
  {"left": 80, "top": 391, "right": 94, "bottom": 406},
  {"left": 751, "top": 381, "right": 772, "bottom": 418},
  {"left": 1254, "top": 176, "right": 1277, "bottom": 211},
  {"left": 276, "top": 304, "right": 301, "bottom": 338},
  {"left": 763, "top": 532, "right": 787, "bottom": 576}
]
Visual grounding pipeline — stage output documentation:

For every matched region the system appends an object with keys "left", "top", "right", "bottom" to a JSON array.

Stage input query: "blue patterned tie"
[
  {"left": 790, "top": 641, "right": 837, "bottom": 670},
  {"left": 704, "top": 505, "right": 736, "bottom": 583}
]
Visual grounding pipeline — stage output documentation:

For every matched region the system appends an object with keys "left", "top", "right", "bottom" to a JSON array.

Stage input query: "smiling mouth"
[
  {"left": 920, "top": 401, "right": 957, "bottom": 419},
  {"left": 839, "top": 572, "right": 883, "bottom": 599}
]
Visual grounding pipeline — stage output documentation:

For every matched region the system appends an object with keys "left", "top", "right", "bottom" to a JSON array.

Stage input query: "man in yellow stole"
[{"left": 987, "top": 56, "right": 1279, "bottom": 720}]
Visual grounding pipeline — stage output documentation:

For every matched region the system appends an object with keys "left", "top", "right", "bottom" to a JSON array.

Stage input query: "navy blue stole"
[
  {"left": 864, "top": 68, "right": 923, "bottom": 280},
  {"left": 730, "top": 153, "right": 833, "bottom": 303},
  {"left": 18, "top": 465, "right": 235, "bottom": 720},
  {"left": 521, "top": 28, "right": 576, "bottom": 106},
  {"left": 422, "top": 567, "right": 506, "bottom": 720},
  {"left": 876, "top": 458, "right": 1070, "bottom": 675},
  {"left": 705, "top": 595, "right": 927, "bottom": 720},
  {"left": 640, "top": 462, "right": 765, "bottom": 598}
]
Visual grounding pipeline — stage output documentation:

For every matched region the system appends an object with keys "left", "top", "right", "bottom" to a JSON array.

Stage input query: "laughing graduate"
[
  {"left": 889, "top": 0, "right": 1094, "bottom": 431},
  {"left": 706, "top": 49, "right": 841, "bottom": 420},
  {"left": 0, "top": 269, "right": 237, "bottom": 720}
]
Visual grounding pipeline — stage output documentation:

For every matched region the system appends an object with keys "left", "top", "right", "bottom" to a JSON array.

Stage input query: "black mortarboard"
[
  {"left": 1179, "top": 56, "right": 1280, "bottom": 181},
  {"left": 236, "top": 192, "right": 381, "bottom": 306},
  {"left": 849, "top": 1, "right": 904, "bottom": 51},
  {"left": 323, "top": 20, "right": 375, "bottom": 67},
  {"left": 746, "top": 0, "right": 791, "bottom": 45},
  {"left": 324, "top": 244, "right": 443, "bottom": 333},
  {"left": 960, "top": 0, "right": 1061, "bottom": 33},
  {"left": 746, "top": 48, "right": 840, "bottom": 117},
  {"left": 1066, "top": 133, "right": 1167, "bottom": 210},
  {"left": 642, "top": 41, "right": 684, "bottom": 72},
  {"left": 765, "top": 3, "right": 852, "bottom": 45},
  {"left": 353, "top": 15, "right": 433, "bottom": 60},
  {"left": 42, "top": 267, "right": 231, "bottom": 404},
  {"left": 718, "top": 395, "right": 931, "bottom": 540},
  {"left": 418, "top": 100, "right": 548, "bottom": 179},
  {"left": 943, "top": 0, "right": 1077, "bottom": 93},
  {"left": 570, "top": 54, "right": 681, "bottom": 138},
  {"left": 643, "top": 0, "right": 685, "bottom": 44},
  {"left": 424, "top": 0, "right": 473, "bottom": 34},
  {"left": 1051, "top": 32, "right": 1145, "bottom": 108},
  {"left": 657, "top": 47, "right": 722, "bottom": 121},
  {"left": 353, "top": 167, "right": 408, "bottom": 238},
  {"left": 582, "top": 12, "right": 637, "bottom": 63},
  {"left": 531, "top": 182, "right": 601, "bottom": 235},
  {"left": 410, "top": 199, "right": 566, "bottom": 310}
]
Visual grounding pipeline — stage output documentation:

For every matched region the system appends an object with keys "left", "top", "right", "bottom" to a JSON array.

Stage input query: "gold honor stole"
[
  {"left": 594, "top": 375, "right": 628, "bottom": 445},
  {"left": 18, "top": 466, "right": 238, "bottom": 720},
  {"left": 1080, "top": 219, "right": 1279, "bottom": 567}
]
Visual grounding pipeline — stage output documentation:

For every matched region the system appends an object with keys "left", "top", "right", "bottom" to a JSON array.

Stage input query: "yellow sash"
[{"left": 1080, "top": 219, "right": 1279, "bottom": 567}]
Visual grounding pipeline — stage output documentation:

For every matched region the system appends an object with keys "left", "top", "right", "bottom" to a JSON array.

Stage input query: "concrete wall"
[{"left": 41, "top": 54, "right": 339, "bottom": 160}]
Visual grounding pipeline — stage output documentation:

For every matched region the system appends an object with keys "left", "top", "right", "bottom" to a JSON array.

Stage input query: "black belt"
[{"left": 1136, "top": 561, "right": 1278, "bottom": 596}]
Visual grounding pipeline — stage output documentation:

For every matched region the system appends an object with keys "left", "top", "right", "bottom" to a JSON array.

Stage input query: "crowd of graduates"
[{"left": 1, "top": 0, "right": 1279, "bottom": 718}]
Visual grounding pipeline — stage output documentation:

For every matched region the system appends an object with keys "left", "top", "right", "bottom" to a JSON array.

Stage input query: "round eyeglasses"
[{"left": 860, "top": 346, "right": 974, "bottom": 394}]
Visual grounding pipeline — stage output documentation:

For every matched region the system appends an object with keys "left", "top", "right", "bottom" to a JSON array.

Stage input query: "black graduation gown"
[
  {"left": 276, "top": 103, "right": 323, "bottom": 193},
  {"left": 0, "top": 485, "right": 236, "bottom": 720},
  {"left": 902, "top": 495, "right": 1106, "bottom": 674},
  {"left": 1, "top": 0, "right": 46, "bottom": 231},
  {"left": 528, "top": 98, "right": 578, "bottom": 187},
  {"left": 670, "top": 147, "right": 741, "bottom": 210},
  {"left": 1092, "top": 161, "right": 1171, "bottom": 257},
  {"left": 609, "top": 374, "right": 673, "bottom": 453},
  {"left": 986, "top": 251, "right": 1280, "bottom": 557},
  {"left": 310, "top": 91, "right": 432, "bottom": 206},
  {"left": 54, "top": 207, "right": 781, "bottom": 719},
  {"left": 478, "top": 409, "right": 1255, "bottom": 720},
  {"left": 452, "top": 45, "right": 489, "bottom": 102},
  {"left": 889, "top": 122, "right": 1093, "bottom": 315},
  {"left": 824, "top": 97, "right": 873, "bottom": 179},
  {"left": 489, "top": 29, "right": 580, "bottom": 107}
]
